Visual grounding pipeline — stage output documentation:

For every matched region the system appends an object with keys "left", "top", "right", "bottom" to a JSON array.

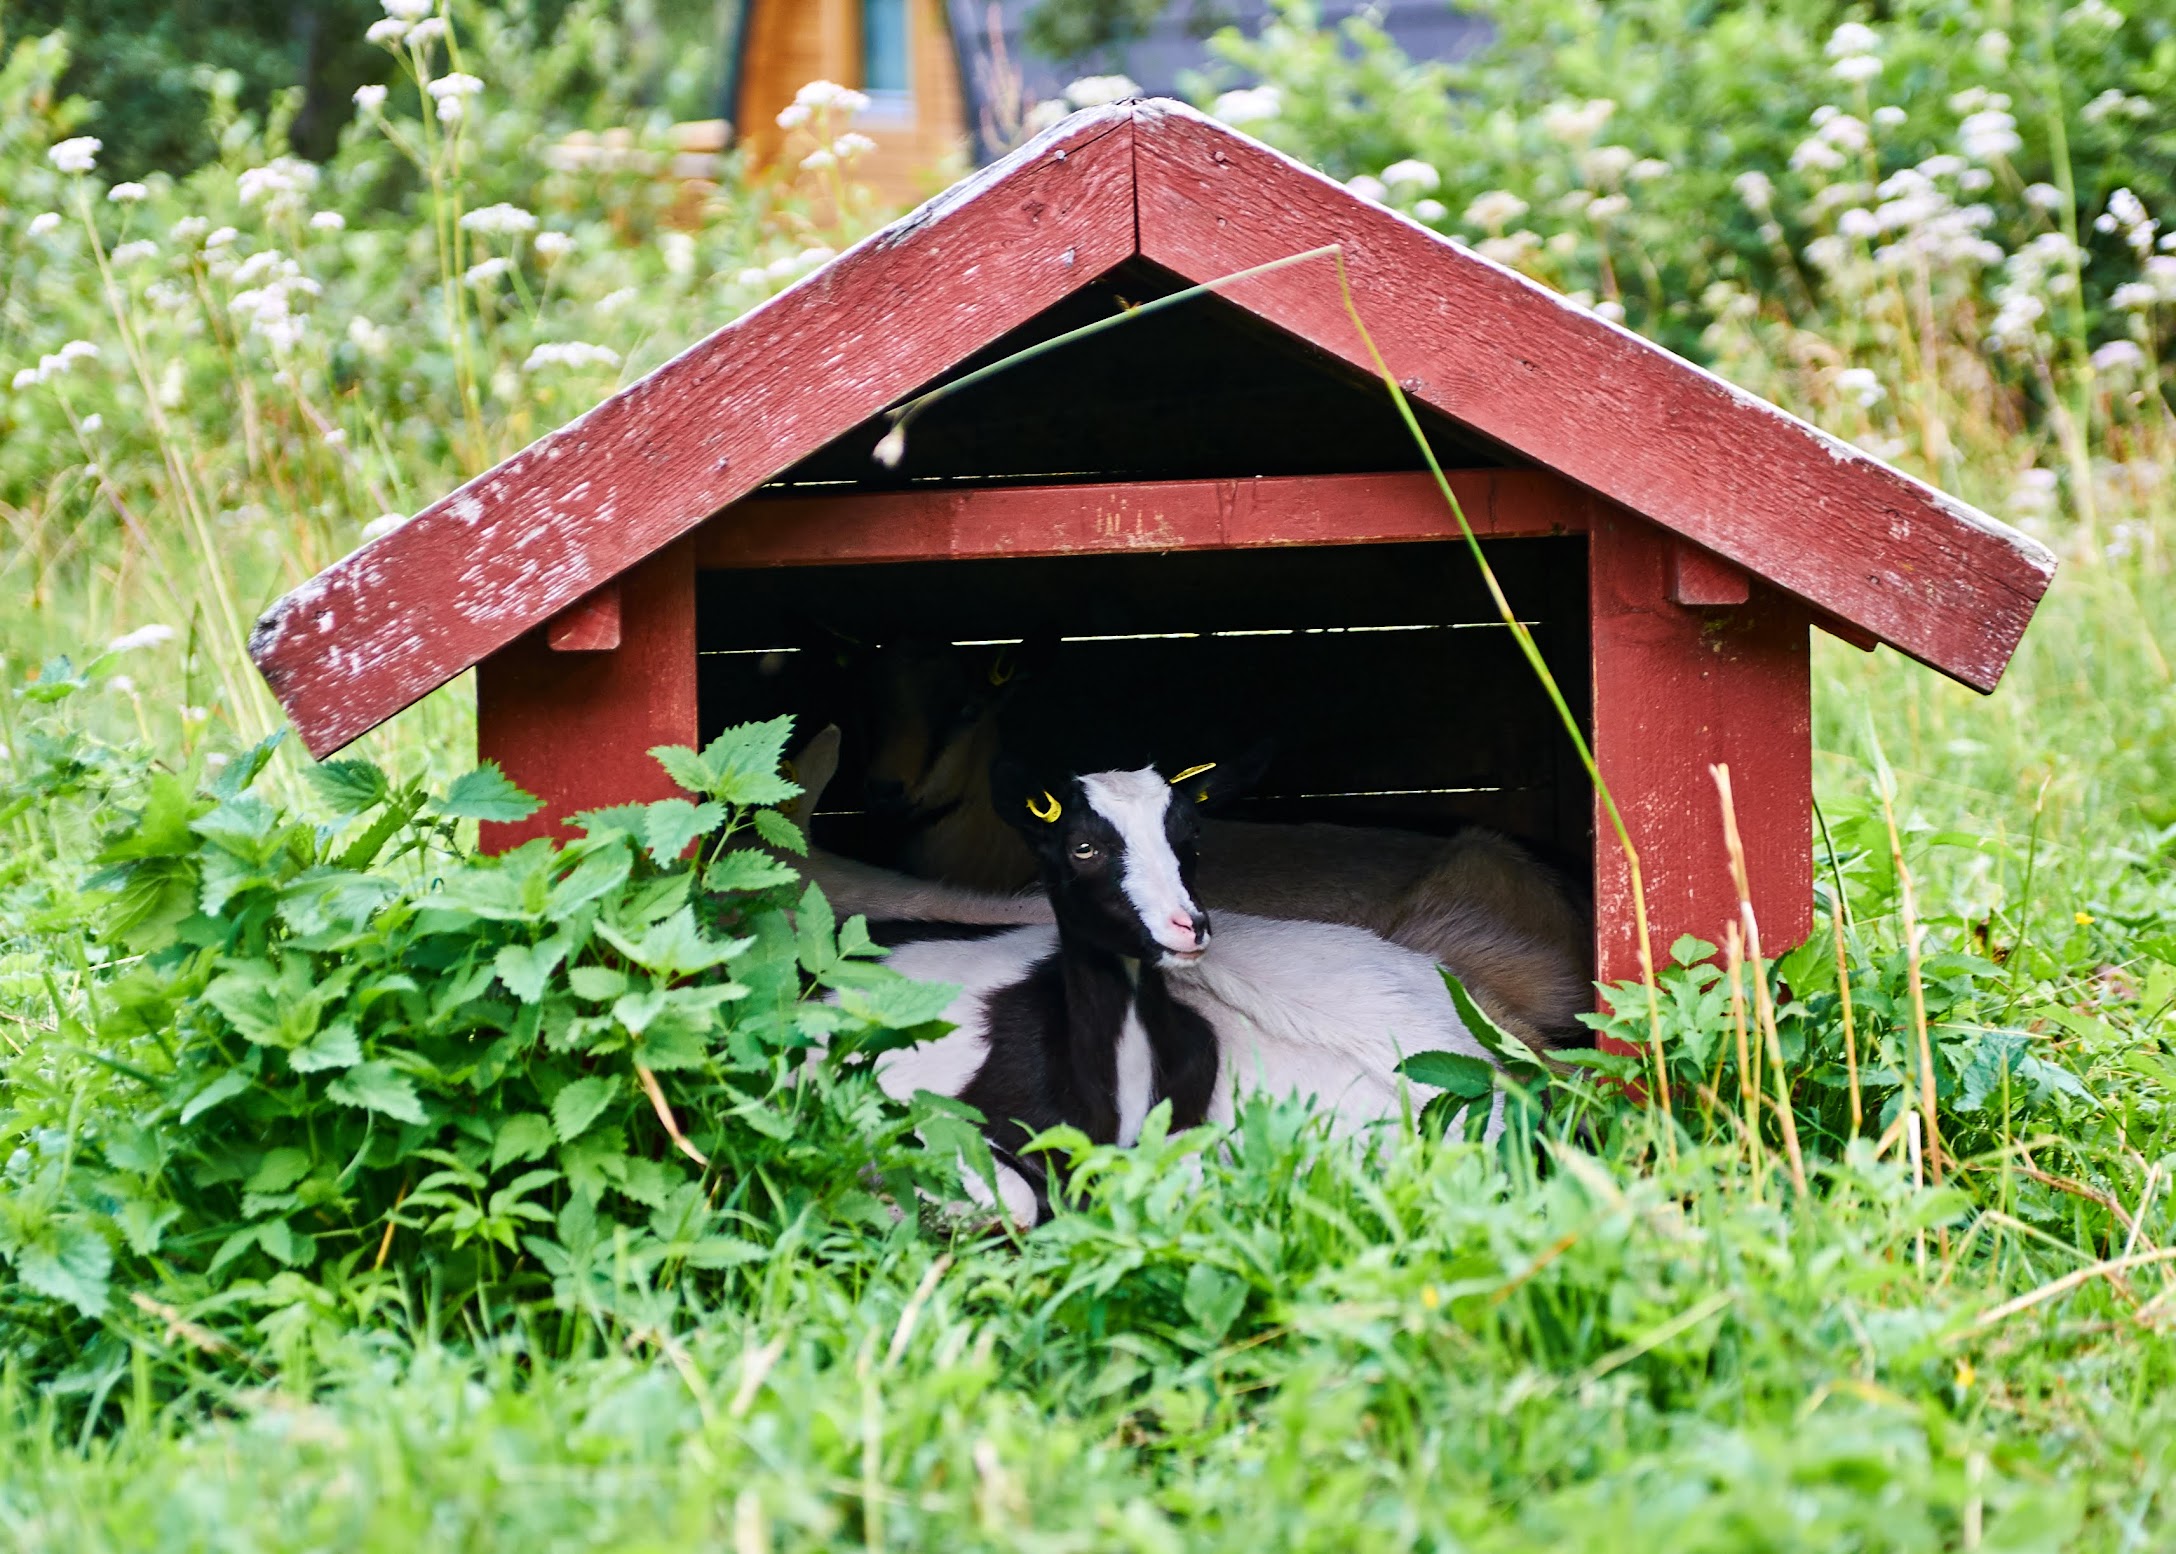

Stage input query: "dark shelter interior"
[{"left": 693, "top": 259, "right": 1596, "bottom": 887}]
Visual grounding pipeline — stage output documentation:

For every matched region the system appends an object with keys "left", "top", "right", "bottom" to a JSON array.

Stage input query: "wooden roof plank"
[
  {"left": 1129, "top": 101, "right": 2055, "bottom": 693},
  {"left": 250, "top": 107, "right": 1139, "bottom": 756}
]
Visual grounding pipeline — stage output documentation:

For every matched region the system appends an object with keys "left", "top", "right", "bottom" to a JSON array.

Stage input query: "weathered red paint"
[
  {"left": 547, "top": 583, "right": 622, "bottom": 652},
  {"left": 696, "top": 469, "right": 1582, "bottom": 569},
  {"left": 1588, "top": 501, "right": 1813, "bottom": 991},
  {"left": 252, "top": 107, "right": 1138, "bottom": 759},
  {"left": 477, "top": 541, "right": 697, "bottom": 851},
  {"left": 1668, "top": 542, "right": 1752, "bottom": 608},
  {"left": 1128, "top": 101, "right": 2052, "bottom": 694}
]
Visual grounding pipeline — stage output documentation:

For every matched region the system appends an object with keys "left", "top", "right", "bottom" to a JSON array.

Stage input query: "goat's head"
[
  {"left": 994, "top": 757, "right": 1259, "bottom": 968},
  {"left": 857, "top": 639, "right": 1036, "bottom": 821}
]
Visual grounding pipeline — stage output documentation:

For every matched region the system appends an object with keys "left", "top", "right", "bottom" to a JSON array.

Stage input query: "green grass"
[{"left": 4, "top": 0, "right": 2176, "bottom": 1546}]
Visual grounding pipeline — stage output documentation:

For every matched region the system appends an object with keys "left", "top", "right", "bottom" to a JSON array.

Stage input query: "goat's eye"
[{"left": 1069, "top": 841, "right": 1098, "bottom": 862}]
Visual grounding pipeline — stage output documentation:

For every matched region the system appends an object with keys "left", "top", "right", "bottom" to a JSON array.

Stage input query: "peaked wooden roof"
[{"left": 252, "top": 100, "right": 2056, "bottom": 757}]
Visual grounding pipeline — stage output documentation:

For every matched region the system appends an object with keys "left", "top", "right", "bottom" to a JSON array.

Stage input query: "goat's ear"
[
  {"left": 985, "top": 633, "right": 1059, "bottom": 697},
  {"left": 1169, "top": 740, "right": 1274, "bottom": 810},
  {"left": 991, "top": 755, "right": 1065, "bottom": 837}
]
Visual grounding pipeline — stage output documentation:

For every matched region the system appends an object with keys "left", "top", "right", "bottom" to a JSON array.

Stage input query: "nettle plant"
[{"left": 0, "top": 713, "right": 973, "bottom": 1369}]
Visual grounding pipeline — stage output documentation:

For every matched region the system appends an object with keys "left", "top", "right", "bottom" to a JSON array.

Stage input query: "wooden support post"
[
  {"left": 475, "top": 541, "right": 697, "bottom": 852},
  {"left": 1589, "top": 505, "right": 1813, "bottom": 996},
  {"left": 546, "top": 582, "right": 622, "bottom": 652}
]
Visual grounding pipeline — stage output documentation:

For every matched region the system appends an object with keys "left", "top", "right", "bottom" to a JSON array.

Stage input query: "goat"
[
  {"left": 823, "top": 643, "right": 1596, "bottom": 1049},
  {"left": 857, "top": 759, "right": 1499, "bottom": 1224}
]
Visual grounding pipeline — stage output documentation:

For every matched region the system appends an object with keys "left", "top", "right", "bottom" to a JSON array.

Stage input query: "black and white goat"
[
  {"left": 824, "top": 641, "right": 1595, "bottom": 1049},
  {"left": 858, "top": 759, "right": 1500, "bottom": 1224}
]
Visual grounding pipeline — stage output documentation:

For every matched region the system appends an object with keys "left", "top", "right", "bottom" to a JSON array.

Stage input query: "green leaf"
[
  {"left": 704, "top": 850, "right": 801, "bottom": 894},
  {"left": 209, "top": 730, "right": 285, "bottom": 800},
  {"left": 290, "top": 1019, "right": 362, "bottom": 1074},
  {"left": 642, "top": 799, "right": 724, "bottom": 865},
  {"left": 431, "top": 764, "right": 542, "bottom": 824},
  {"left": 1396, "top": 1049, "right": 1496, "bottom": 1100},
  {"left": 305, "top": 758, "right": 388, "bottom": 817},
  {"left": 491, "top": 1113, "right": 558, "bottom": 1170},
  {"left": 244, "top": 1148, "right": 312, "bottom": 1194},
  {"left": 179, "top": 1067, "right": 251, "bottom": 1123},
  {"left": 494, "top": 935, "right": 569, "bottom": 1004},
  {"left": 551, "top": 1076, "right": 619, "bottom": 1143},
  {"left": 689, "top": 717, "right": 801, "bottom": 807},
  {"left": 649, "top": 745, "right": 713, "bottom": 797},
  {"left": 568, "top": 965, "right": 629, "bottom": 1002},
  {"left": 1183, "top": 1263, "right": 1247, "bottom": 1343},
  {"left": 13, "top": 1221, "right": 112, "bottom": 1317},
  {"left": 835, "top": 972, "right": 961, "bottom": 1031},
  {"left": 749, "top": 808, "right": 808, "bottom": 856},
  {"left": 1671, "top": 934, "right": 1719, "bottom": 968},
  {"left": 595, "top": 906, "right": 749, "bottom": 979},
  {"left": 327, "top": 1060, "right": 427, "bottom": 1125},
  {"left": 1439, "top": 970, "right": 1546, "bottom": 1079}
]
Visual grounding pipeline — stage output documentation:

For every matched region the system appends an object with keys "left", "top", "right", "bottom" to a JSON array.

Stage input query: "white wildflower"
[
  {"left": 1381, "top": 159, "right": 1440, "bottom": 194},
  {"left": 1022, "top": 98, "right": 1069, "bottom": 135},
  {"left": 382, "top": 0, "right": 432, "bottom": 19},
  {"left": 360, "top": 513, "right": 408, "bottom": 542},
  {"left": 365, "top": 17, "right": 407, "bottom": 46},
  {"left": 463, "top": 255, "right": 513, "bottom": 287},
  {"left": 2063, "top": 0, "right": 2123, "bottom": 29},
  {"left": 2083, "top": 89, "right": 2151, "bottom": 124},
  {"left": 764, "top": 253, "right": 802, "bottom": 281},
  {"left": 1581, "top": 144, "right": 1637, "bottom": 185},
  {"left": 2010, "top": 468, "right": 2058, "bottom": 515},
  {"left": 347, "top": 315, "right": 390, "bottom": 355},
  {"left": 1592, "top": 299, "right": 1626, "bottom": 323},
  {"left": 1477, "top": 231, "right": 1542, "bottom": 266},
  {"left": 1820, "top": 113, "right": 1870, "bottom": 152},
  {"left": 353, "top": 83, "right": 389, "bottom": 113},
  {"left": 1832, "top": 54, "right": 1882, "bottom": 84},
  {"left": 1959, "top": 109, "right": 2020, "bottom": 162},
  {"left": 1872, "top": 106, "right": 1906, "bottom": 129},
  {"left": 1733, "top": 171, "right": 1774, "bottom": 213},
  {"left": 660, "top": 230, "right": 697, "bottom": 278},
  {"left": 10, "top": 368, "right": 36, "bottom": 391},
  {"left": 800, "top": 147, "right": 837, "bottom": 172},
  {"left": 429, "top": 72, "right": 481, "bottom": 100},
  {"left": 460, "top": 202, "right": 537, "bottom": 236},
  {"left": 81, "top": 413, "right": 102, "bottom": 433},
  {"left": 110, "top": 239, "right": 156, "bottom": 266},
  {"left": 1464, "top": 190, "right": 1528, "bottom": 230},
  {"left": 108, "top": 674, "right": 134, "bottom": 695},
  {"left": 27, "top": 212, "right": 61, "bottom": 237},
  {"left": 1413, "top": 198, "right": 1447, "bottom": 223},
  {"left": 205, "top": 225, "right": 237, "bottom": 248},
  {"left": 533, "top": 231, "right": 573, "bottom": 262},
  {"left": 1947, "top": 87, "right": 2009, "bottom": 115},
  {"left": 49, "top": 136, "right": 100, "bottom": 174},
  {"left": 1838, "top": 208, "right": 1881, "bottom": 239},
  {"left": 1977, "top": 30, "right": 2012, "bottom": 61},
  {"left": 231, "top": 249, "right": 283, "bottom": 284},
  {"left": 1064, "top": 75, "right": 1139, "bottom": 108},
  {"left": 2023, "top": 182, "right": 2065, "bottom": 212},
  {"left": 107, "top": 181, "right": 148, "bottom": 204},
  {"left": 776, "top": 102, "right": 811, "bottom": 130},
  {"left": 1344, "top": 174, "right": 1388, "bottom": 204},
  {"left": 833, "top": 131, "right": 876, "bottom": 159},
  {"left": 2105, "top": 521, "right": 2140, "bottom": 562},
  {"left": 1211, "top": 85, "right": 1282, "bottom": 125},
  {"left": 523, "top": 341, "right": 621, "bottom": 371},
  {"left": 238, "top": 157, "right": 320, "bottom": 212},
  {"left": 2090, "top": 339, "right": 2144, "bottom": 372},
  {"left": 733, "top": 265, "right": 769, "bottom": 287},
  {"left": 2110, "top": 282, "right": 2157, "bottom": 310},
  {"left": 404, "top": 16, "right": 446, "bottom": 46},
  {"left": 788, "top": 80, "right": 870, "bottom": 118},
  {"left": 796, "top": 245, "right": 834, "bottom": 268},
  {"left": 1791, "top": 137, "right": 1848, "bottom": 173},
  {"left": 1835, "top": 366, "right": 1885, "bottom": 406},
  {"left": 1586, "top": 193, "right": 1630, "bottom": 221},
  {"left": 1826, "top": 21, "right": 1881, "bottom": 56},
  {"left": 309, "top": 210, "right": 346, "bottom": 233},
  {"left": 595, "top": 285, "right": 638, "bottom": 313},
  {"left": 108, "top": 624, "right": 177, "bottom": 653},
  {"left": 1540, "top": 98, "right": 1614, "bottom": 145},
  {"left": 1628, "top": 157, "right": 1671, "bottom": 182}
]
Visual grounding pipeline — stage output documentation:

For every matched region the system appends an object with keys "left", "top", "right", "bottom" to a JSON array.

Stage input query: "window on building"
[{"left": 862, "top": 0, "right": 912, "bottom": 109}]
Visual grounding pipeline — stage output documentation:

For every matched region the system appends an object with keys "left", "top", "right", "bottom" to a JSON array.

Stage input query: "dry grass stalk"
[
  {"left": 1958, "top": 1245, "right": 2176, "bottom": 1337},
  {"left": 1878, "top": 778, "right": 1944, "bottom": 1183},
  {"left": 1712, "top": 764, "right": 1809, "bottom": 1196},
  {"left": 1830, "top": 896, "right": 1863, "bottom": 1135},
  {"left": 1724, "top": 921, "right": 1763, "bottom": 1192},
  {"left": 637, "top": 1061, "right": 710, "bottom": 1166}
]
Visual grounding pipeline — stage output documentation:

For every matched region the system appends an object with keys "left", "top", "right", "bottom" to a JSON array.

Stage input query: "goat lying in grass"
[
  {"left": 832, "top": 640, "right": 1596, "bottom": 1049},
  {"left": 853, "top": 758, "right": 1500, "bottom": 1224}
]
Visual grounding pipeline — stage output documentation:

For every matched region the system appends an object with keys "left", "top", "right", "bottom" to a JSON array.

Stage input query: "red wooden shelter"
[{"left": 250, "top": 100, "right": 2055, "bottom": 993}]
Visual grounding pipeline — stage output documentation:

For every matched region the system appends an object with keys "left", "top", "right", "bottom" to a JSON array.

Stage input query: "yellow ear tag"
[
  {"left": 988, "top": 648, "right": 1016, "bottom": 688},
  {"left": 1027, "top": 791, "right": 1062, "bottom": 823},
  {"left": 1169, "top": 763, "right": 1216, "bottom": 785}
]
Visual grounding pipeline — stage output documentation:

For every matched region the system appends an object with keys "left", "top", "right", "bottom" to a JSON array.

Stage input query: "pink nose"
[{"left": 1167, "top": 910, "right": 1205, "bottom": 947}]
